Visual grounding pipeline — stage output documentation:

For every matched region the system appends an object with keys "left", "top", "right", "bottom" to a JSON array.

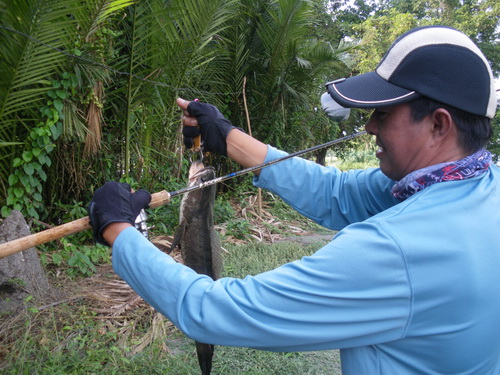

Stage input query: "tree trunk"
[{"left": 315, "top": 148, "right": 328, "bottom": 166}]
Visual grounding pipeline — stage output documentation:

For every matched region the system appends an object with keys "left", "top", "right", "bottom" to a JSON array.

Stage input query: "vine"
[{"left": 2, "top": 73, "right": 78, "bottom": 220}]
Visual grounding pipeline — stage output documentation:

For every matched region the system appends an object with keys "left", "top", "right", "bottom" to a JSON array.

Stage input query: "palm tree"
[
  {"left": 218, "top": 0, "right": 350, "bottom": 150},
  {"left": 107, "top": 0, "right": 239, "bottom": 185}
]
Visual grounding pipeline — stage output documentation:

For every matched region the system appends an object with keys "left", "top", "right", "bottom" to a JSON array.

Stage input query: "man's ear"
[{"left": 430, "top": 108, "right": 454, "bottom": 138}]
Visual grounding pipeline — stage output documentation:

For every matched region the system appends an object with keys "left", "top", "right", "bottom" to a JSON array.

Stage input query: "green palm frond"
[
  {"left": 0, "top": 0, "right": 136, "bottom": 201},
  {"left": 87, "top": 0, "right": 136, "bottom": 39},
  {"left": 105, "top": 0, "right": 239, "bottom": 178},
  {"left": 0, "top": 0, "right": 78, "bottom": 182}
]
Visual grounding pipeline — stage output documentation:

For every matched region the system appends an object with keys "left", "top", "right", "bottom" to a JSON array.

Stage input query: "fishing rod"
[
  {"left": 169, "top": 130, "right": 367, "bottom": 199},
  {"left": 0, "top": 130, "right": 366, "bottom": 258}
]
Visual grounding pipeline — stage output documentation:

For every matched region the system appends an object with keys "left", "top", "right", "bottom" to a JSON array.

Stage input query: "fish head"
[
  {"left": 188, "top": 160, "right": 216, "bottom": 186},
  {"left": 179, "top": 160, "right": 217, "bottom": 221}
]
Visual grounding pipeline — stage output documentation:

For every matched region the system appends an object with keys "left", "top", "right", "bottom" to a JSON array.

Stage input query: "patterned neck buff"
[{"left": 392, "top": 148, "right": 492, "bottom": 201}]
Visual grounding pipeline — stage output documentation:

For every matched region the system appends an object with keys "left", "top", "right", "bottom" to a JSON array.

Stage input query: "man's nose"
[{"left": 364, "top": 114, "right": 377, "bottom": 135}]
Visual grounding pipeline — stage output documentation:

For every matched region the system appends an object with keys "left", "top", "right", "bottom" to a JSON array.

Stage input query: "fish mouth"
[{"left": 188, "top": 160, "right": 216, "bottom": 184}]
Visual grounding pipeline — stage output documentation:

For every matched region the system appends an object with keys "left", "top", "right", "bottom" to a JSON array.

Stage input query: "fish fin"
[
  {"left": 168, "top": 222, "right": 186, "bottom": 254},
  {"left": 195, "top": 341, "right": 214, "bottom": 375}
]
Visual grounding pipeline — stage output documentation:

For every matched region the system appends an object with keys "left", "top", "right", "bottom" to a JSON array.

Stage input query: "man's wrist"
[
  {"left": 226, "top": 129, "right": 267, "bottom": 172},
  {"left": 102, "top": 222, "right": 133, "bottom": 246}
]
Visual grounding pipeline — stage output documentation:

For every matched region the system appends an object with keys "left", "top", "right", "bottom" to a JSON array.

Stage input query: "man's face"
[{"left": 365, "top": 104, "right": 434, "bottom": 181}]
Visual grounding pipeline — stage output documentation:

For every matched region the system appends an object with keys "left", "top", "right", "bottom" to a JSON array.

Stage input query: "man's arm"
[{"left": 112, "top": 223, "right": 411, "bottom": 351}]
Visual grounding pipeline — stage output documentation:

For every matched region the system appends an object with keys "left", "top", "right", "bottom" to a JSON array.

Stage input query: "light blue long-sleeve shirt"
[{"left": 112, "top": 146, "right": 500, "bottom": 374}]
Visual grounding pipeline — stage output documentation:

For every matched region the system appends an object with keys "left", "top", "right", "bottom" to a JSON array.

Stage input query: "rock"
[{"left": 0, "top": 211, "right": 55, "bottom": 313}]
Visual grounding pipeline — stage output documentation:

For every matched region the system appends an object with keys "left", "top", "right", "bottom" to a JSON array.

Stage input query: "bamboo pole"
[{"left": 0, "top": 190, "right": 171, "bottom": 259}]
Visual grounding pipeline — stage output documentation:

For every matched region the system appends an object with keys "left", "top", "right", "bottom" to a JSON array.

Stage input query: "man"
[{"left": 89, "top": 26, "right": 499, "bottom": 374}]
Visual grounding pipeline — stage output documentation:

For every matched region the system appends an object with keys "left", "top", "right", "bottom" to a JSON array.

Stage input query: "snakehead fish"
[{"left": 171, "top": 160, "right": 222, "bottom": 375}]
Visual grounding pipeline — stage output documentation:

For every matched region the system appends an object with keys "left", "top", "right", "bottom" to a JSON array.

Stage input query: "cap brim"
[{"left": 327, "top": 72, "right": 421, "bottom": 108}]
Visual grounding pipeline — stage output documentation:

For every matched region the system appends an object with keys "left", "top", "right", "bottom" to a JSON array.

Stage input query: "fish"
[{"left": 170, "top": 159, "right": 223, "bottom": 375}]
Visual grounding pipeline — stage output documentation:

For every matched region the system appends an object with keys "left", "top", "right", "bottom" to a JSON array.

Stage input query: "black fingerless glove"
[
  {"left": 183, "top": 101, "right": 241, "bottom": 156},
  {"left": 88, "top": 182, "right": 151, "bottom": 246}
]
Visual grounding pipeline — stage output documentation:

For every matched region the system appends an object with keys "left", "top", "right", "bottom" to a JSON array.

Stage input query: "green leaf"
[
  {"left": 38, "top": 154, "right": 52, "bottom": 167},
  {"left": 50, "top": 123, "right": 62, "bottom": 140},
  {"left": 71, "top": 75, "right": 78, "bottom": 88},
  {"left": 13, "top": 158, "right": 23, "bottom": 167},
  {"left": 40, "top": 253, "right": 47, "bottom": 265},
  {"left": 23, "top": 163, "right": 35, "bottom": 175},
  {"left": 37, "top": 136, "right": 50, "bottom": 147},
  {"left": 38, "top": 168, "right": 47, "bottom": 182},
  {"left": 82, "top": 254, "right": 96, "bottom": 273},
  {"left": 29, "top": 175, "right": 37, "bottom": 187},
  {"left": 22, "top": 151, "right": 32, "bottom": 162},
  {"left": 27, "top": 206, "right": 39, "bottom": 220},
  {"left": 20, "top": 175, "right": 30, "bottom": 188},
  {"left": 56, "top": 90, "right": 67, "bottom": 99},
  {"left": 1, "top": 206, "right": 12, "bottom": 218},
  {"left": 6, "top": 194, "right": 15, "bottom": 206},
  {"left": 8, "top": 174, "right": 18, "bottom": 186},
  {"left": 52, "top": 253, "right": 63, "bottom": 266},
  {"left": 38, "top": 154, "right": 46, "bottom": 165},
  {"left": 53, "top": 99, "right": 63, "bottom": 113},
  {"left": 32, "top": 148, "right": 41, "bottom": 157},
  {"left": 43, "top": 106, "right": 53, "bottom": 119},
  {"left": 14, "top": 188, "right": 24, "bottom": 198}
]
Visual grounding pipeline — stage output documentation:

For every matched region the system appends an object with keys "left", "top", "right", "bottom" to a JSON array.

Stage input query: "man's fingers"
[
  {"left": 182, "top": 115, "right": 199, "bottom": 127},
  {"left": 177, "top": 98, "right": 197, "bottom": 126},
  {"left": 176, "top": 97, "right": 190, "bottom": 111}
]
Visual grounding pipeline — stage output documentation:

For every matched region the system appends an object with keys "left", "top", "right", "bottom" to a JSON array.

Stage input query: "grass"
[{"left": 1, "top": 238, "right": 342, "bottom": 374}]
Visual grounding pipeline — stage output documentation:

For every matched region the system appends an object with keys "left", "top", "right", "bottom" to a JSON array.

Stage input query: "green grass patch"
[
  {"left": 1, "top": 235, "right": 340, "bottom": 374},
  {"left": 222, "top": 240, "right": 329, "bottom": 277}
]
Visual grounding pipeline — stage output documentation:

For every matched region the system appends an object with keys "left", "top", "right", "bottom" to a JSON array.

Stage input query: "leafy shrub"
[
  {"left": 40, "top": 238, "right": 110, "bottom": 278},
  {"left": 226, "top": 219, "right": 251, "bottom": 239}
]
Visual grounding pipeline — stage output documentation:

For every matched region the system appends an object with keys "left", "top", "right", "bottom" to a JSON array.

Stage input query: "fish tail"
[{"left": 195, "top": 341, "right": 214, "bottom": 375}]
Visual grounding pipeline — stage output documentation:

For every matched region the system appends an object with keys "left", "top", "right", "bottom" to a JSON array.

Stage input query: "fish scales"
[{"left": 172, "top": 160, "right": 222, "bottom": 375}]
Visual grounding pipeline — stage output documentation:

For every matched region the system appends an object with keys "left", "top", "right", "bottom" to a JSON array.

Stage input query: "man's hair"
[{"left": 409, "top": 97, "right": 492, "bottom": 154}]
